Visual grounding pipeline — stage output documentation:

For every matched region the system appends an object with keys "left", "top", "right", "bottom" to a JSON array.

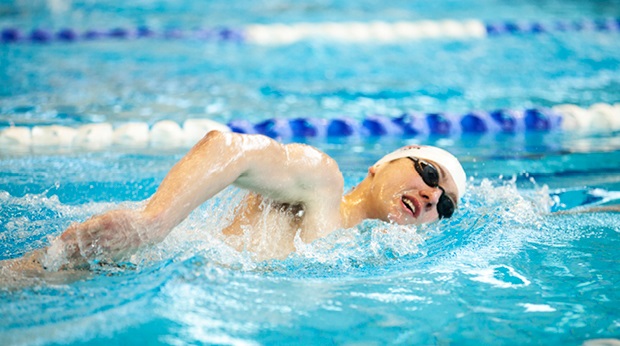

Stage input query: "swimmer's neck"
[{"left": 339, "top": 176, "right": 376, "bottom": 228}]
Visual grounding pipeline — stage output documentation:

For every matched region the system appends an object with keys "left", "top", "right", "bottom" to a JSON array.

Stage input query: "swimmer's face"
[{"left": 368, "top": 157, "right": 459, "bottom": 225}]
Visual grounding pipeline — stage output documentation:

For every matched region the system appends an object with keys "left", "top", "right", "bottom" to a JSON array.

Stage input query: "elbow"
[
  {"left": 196, "top": 129, "right": 227, "bottom": 148},
  {"left": 193, "top": 130, "right": 240, "bottom": 159},
  {"left": 195, "top": 130, "right": 251, "bottom": 154}
]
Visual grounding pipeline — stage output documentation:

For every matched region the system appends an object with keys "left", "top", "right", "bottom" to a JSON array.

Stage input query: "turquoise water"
[
  {"left": 1, "top": 133, "right": 619, "bottom": 345},
  {"left": 2, "top": 0, "right": 620, "bottom": 345}
]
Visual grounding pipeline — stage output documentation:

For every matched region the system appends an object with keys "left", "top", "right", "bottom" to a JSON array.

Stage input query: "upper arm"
[
  {"left": 234, "top": 139, "right": 344, "bottom": 242},
  {"left": 233, "top": 135, "right": 344, "bottom": 206}
]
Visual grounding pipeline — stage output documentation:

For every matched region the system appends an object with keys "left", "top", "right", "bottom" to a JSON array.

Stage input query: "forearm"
[
  {"left": 47, "top": 131, "right": 278, "bottom": 268},
  {"left": 143, "top": 130, "right": 269, "bottom": 235},
  {"left": 27, "top": 130, "right": 342, "bottom": 270}
]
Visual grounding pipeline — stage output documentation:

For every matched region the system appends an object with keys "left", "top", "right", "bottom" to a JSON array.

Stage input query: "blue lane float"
[
  {"left": 1, "top": 26, "right": 246, "bottom": 44},
  {"left": 2, "top": 18, "right": 619, "bottom": 45},
  {"left": 1, "top": 104, "right": 618, "bottom": 150},
  {"left": 233, "top": 105, "right": 614, "bottom": 138}
]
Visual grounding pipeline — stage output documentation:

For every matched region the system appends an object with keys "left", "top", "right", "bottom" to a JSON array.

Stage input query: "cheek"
[
  {"left": 386, "top": 203, "right": 406, "bottom": 224},
  {"left": 373, "top": 182, "right": 400, "bottom": 206},
  {"left": 367, "top": 186, "right": 395, "bottom": 221}
]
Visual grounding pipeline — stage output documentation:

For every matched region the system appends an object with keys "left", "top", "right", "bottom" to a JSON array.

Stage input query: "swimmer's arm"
[
  {"left": 144, "top": 130, "right": 343, "bottom": 236},
  {"left": 233, "top": 140, "right": 345, "bottom": 242},
  {"left": 36, "top": 130, "right": 343, "bottom": 268}
]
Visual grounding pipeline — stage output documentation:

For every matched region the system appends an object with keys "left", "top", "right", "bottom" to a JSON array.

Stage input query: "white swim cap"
[{"left": 374, "top": 145, "right": 467, "bottom": 200}]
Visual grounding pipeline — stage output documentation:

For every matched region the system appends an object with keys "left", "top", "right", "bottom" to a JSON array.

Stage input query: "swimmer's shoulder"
[
  {"left": 284, "top": 142, "right": 338, "bottom": 165},
  {"left": 284, "top": 142, "right": 343, "bottom": 185}
]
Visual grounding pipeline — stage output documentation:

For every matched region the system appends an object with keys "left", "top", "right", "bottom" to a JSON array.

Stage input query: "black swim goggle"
[{"left": 407, "top": 157, "right": 456, "bottom": 219}]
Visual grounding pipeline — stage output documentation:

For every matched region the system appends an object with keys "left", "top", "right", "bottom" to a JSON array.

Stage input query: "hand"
[{"left": 53, "top": 209, "right": 148, "bottom": 268}]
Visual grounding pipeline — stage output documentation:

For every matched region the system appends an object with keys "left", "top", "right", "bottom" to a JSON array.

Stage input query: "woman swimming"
[{"left": 2, "top": 130, "right": 465, "bottom": 272}]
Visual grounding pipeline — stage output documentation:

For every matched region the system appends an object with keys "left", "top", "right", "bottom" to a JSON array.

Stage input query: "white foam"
[
  {"left": 518, "top": 303, "right": 556, "bottom": 312},
  {"left": 467, "top": 266, "right": 531, "bottom": 288},
  {"left": 42, "top": 237, "right": 71, "bottom": 271},
  {"left": 350, "top": 291, "right": 426, "bottom": 303}
]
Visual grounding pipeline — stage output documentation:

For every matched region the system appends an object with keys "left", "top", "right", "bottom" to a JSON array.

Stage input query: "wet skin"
[{"left": 2, "top": 131, "right": 459, "bottom": 271}]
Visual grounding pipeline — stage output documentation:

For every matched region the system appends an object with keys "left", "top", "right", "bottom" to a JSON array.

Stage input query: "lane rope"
[
  {"left": 2, "top": 18, "right": 619, "bottom": 45},
  {"left": 1, "top": 103, "right": 619, "bottom": 149}
]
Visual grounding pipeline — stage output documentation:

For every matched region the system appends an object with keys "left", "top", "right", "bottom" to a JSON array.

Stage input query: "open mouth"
[{"left": 401, "top": 195, "right": 418, "bottom": 218}]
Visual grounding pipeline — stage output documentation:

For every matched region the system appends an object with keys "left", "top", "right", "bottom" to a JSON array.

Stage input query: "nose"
[{"left": 419, "top": 187, "right": 442, "bottom": 209}]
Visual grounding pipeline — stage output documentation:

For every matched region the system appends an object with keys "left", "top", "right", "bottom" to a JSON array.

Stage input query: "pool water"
[{"left": 1, "top": 0, "right": 620, "bottom": 345}]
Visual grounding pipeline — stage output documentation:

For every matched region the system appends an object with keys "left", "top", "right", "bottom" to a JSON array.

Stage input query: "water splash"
[
  {"left": 1, "top": 175, "right": 617, "bottom": 345},
  {"left": 0, "top": 175, "right": 561, "bottom": 277},
  {"left": 2, "top": 174, "right": 615, "bottom": 287},
  {"left": 0, "top": 190, "right": 122, "bottom": 259},
  {"left": 429, "top": 177, "right": 554, "bottom": 266}
]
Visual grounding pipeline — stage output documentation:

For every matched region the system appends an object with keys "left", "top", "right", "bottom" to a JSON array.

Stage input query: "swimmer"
[{"left": 2, "top": 130, "right": 466, "bottom": 273}]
